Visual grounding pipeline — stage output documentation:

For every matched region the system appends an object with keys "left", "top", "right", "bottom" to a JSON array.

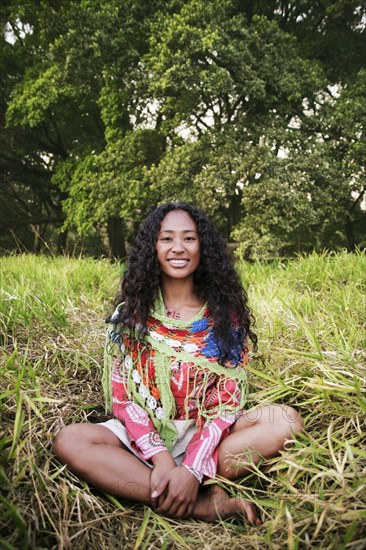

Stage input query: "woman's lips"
[{"left": 167, "top": 259, "right": 189, "bottom": 267}]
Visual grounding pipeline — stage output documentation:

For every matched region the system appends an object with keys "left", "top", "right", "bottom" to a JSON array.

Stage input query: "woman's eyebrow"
[{"left": 159, "top": 229, "right": 198, "bottom": 234}]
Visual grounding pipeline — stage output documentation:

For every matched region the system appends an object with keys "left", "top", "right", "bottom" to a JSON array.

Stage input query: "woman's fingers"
[
  {"left": 156, "top": 491, "right": 188, "bottom": 517},
  {"left": 175, "top": 502, "right": 190, "bottom": 518},
  {"left": 151, "top": 478, "right": 169, "bottom": 508},
  {"left": 157, "top": 499, "right": 187, "bottom": 518},
  {"left": 183, "top": 501, "right": 195, "bottom": 518},
  {"left": 156, "top": 489, "right": 179, "bottom": 516}
]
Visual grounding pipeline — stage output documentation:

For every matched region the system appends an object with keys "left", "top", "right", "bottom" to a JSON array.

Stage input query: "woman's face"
[{"left": 156, "top": 210, "right": 201, "bottom": 281}]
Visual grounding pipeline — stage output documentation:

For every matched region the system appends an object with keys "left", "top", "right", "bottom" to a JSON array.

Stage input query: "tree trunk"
[
  {"left": 31, "top": 224, "right": 42, "bottom": 254},
  {"left": 107, "top": 217, "right": 126, "bottom": 261},
  {"left": 345, "top": 215, "right": 355, "bottom": 251},
  {"left": 227, "top": 191, "right": 242, "bottom": 238},
  {"left": 296, "top": 233, "right": 301, "bottom": 253},
  {"left": 57, "top": 229, "right": 68, "bottom": 255}
]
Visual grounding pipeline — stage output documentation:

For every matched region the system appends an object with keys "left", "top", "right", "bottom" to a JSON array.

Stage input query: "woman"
[{"left": 53, "top": 202, "right": 303, "bottom": 525}]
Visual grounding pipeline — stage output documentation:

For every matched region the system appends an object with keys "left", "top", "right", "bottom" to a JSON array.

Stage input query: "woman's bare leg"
[
  {"left": 53, "top": 404, "right": 303, "bottom": 524},
  {"left": 53, "top": 423, "right": 152, "bottom": 503},
  {"left": 190, "top": 404, "right": 304, "bottom": 524},
  {"left": 53, "top": 423, "right": 258, "bottom": 523},
  {"left": 217, "top": 404, "right": 304, "bottom": 479}
]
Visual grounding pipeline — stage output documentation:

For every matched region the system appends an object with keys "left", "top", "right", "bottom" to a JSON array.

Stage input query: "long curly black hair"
[{"left": 110, "top": 202, "right": 257, "bottom": 362}]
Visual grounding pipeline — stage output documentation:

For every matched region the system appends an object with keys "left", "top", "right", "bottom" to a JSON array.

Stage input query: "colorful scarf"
[{"left": 103, "top": 291, "right": 248, "bottom": 450}]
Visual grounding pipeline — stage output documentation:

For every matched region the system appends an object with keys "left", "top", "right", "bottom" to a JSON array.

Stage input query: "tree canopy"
[{"left": 1, "top": 0, "right": 366, "bottom": 258}]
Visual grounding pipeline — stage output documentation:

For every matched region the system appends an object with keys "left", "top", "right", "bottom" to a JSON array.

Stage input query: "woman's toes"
[{"left": 242, "top": 500, "right": 261, "bottom": 525}]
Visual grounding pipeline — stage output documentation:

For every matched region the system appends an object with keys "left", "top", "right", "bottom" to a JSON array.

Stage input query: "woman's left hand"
[{"left": 151, "top": 466, "right": 200, "bottom": 518}]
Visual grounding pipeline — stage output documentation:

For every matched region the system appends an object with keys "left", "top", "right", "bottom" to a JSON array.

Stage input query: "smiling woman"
[
  {"left": 157, "top": 210, "right": 201, "bottom": 275},
  {"left": 53, "top": 202, "right": 304, "bottom": 524},
  {"left": 156, "top": 210, "right": 202, "bottom": 319}
]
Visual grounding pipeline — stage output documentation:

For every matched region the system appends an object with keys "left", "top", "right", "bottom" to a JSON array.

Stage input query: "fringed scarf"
[{"left": 103, "top": 292, "right": 248, "bottom": 451}]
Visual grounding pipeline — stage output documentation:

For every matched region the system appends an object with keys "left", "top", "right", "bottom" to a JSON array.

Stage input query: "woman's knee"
[
  {"left": 53, "top": 424, "right": 84, "bottom": 466},
  {"left": 271, "top": 404, "right": 304, "bottom": 443}
]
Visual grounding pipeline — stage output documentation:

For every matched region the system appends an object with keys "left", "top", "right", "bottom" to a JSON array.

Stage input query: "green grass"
[{"left": 1, "top": 251, "right": 365, "bottom": 549}]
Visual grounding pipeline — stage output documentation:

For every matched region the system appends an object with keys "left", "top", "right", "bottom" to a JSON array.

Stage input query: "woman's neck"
[{"left": 160, "top": 278, "right": 204, "bottom": 319}]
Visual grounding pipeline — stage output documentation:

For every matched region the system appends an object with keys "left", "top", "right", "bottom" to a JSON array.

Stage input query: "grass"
[{"left": 0, "top": 251, "right": 365, "bottom": 549}]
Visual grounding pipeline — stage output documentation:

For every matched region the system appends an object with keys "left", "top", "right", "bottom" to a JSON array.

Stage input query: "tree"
[
  {"left": 143, "top": 0, "right": 366, "bottom": 256},
  {"left": 0, "top": 7, "right": 67, "bottom": 253},
  {"left": 61, "top": 129, "right": 165, "bottom": 258},
  {"left": 143, "top": 0, "right": 323, "bottom": 238},
  {"left": 318, "top": 69, "right": 366, "bottom": 250},
  {"left": 2, "top": 0, "right": 166, "bottom": 257},
  {"left": 1, "top": 0, "right": 365, "bottom": 257}
]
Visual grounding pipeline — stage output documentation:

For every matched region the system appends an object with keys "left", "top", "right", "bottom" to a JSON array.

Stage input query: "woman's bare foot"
[{"left": 192, "top": 484, "right": 261, "bottom": 525}]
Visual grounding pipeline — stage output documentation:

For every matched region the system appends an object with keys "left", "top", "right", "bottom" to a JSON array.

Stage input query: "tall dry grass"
[{"left": 1, "top": 252, "right": 365, "bottom": 549}]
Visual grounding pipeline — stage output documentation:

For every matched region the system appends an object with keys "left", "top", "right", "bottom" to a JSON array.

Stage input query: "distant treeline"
[{"left": 1, "top": 1, "right": 366, "bottom": 259}]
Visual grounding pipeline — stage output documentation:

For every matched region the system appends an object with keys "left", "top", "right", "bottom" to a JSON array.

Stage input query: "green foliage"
[
  {"left": 61, "top": 129, "right": 165, "bottom": 234},
  {"left": 1, "top": 0, "right": 366, "bottom": 256},
  {"left": 1, "top": 252, "right": 365, "bottom": 547},
  {"left": 6, "top": 65, "right": 73, "bottom": 128},
  {"left": 232, "top": 148, "right": 355, "bottom": 258}
]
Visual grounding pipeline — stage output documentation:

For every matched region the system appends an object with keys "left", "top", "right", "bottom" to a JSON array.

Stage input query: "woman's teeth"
[{"left": 168, "top": 259, "right": 188, "bottom": 266}]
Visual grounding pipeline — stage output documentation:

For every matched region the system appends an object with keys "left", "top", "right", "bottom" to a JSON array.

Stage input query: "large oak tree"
[{"left": 1, "top": 0, "right": 365, "bottom": 257}]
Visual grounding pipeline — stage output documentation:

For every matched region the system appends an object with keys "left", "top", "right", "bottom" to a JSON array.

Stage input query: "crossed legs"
[{"left": 53, "top": 404, "right": 304, "bottom": 523}]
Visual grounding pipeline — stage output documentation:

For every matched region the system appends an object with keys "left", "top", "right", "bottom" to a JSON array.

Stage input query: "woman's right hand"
[
  {"left": 152, "top": 465, "right": 200, "bottom": 518},
  {"left": 150, "top": 451, "right": 176, "bottom": 509}
]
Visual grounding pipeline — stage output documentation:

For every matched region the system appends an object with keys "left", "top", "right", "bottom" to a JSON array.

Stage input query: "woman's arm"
[
  {"left": 112, "top": 362, "right": 169, "bottom": 460},
  {"left": 150, "top": 377, "right": 242, "bottom": 517},
  {"left": 181, "top": 377, "right": 242, "bottom": 478},
  {"left": 113, "top": 362, "right": 181, "bottom": 507}
]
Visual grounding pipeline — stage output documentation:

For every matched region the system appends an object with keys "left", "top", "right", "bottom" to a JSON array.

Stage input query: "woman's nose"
[{"left": 172, "top": 239, "right": 184, "bottom": 252}]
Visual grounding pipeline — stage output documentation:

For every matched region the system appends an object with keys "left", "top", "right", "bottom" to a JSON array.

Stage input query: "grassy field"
[{"left": 0, "top": 252, "right": 365, "bottom": 549}]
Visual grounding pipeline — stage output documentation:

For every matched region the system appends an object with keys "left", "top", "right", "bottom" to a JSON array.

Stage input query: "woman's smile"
[
  {"left": 167, "top": 259, "right": 190, "bottom": 267},
  {"left": 156, "top": 210, "right": 201, "bottom": 280}
]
